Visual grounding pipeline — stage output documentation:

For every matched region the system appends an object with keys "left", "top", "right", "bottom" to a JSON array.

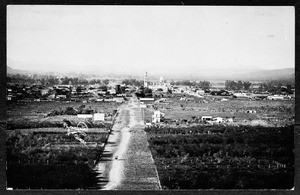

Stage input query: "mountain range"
[{"left": 7, "top": 65, "right": 294, "bottom": 82}]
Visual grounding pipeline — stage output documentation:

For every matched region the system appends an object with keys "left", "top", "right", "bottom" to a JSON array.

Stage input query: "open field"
[
  {"left": 144, "top": 94, "right": 294, "bottom": 126},
  {"left": 7, "top": 101, "right": 120, "bottom": 130},
  {"left": 7, "top": 101, "right": 120, "bottom": 116}
]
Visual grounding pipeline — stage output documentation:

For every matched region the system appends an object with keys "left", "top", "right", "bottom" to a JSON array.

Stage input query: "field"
[
  {"left": 7, "top": 101, "right": 121, "bottom": 129},
  {"left": 6, "top": 128, "right": 109, "bottom": 189},
  {"left": 146, "top": 125, "right": 294, "bottom": 189},
  {"left": 144, "top": 94, "right": 294, "bottom": 127},
  {"left": 6, "top": 101, "right": 121, "bottom": 189},
  {"left": 144, "top": 93, "right": 294, "bottom": 189}
]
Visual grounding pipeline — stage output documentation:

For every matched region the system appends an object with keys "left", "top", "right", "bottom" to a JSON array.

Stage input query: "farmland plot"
[
  {"left": 6, "top": 101, "right": 119, "bottom": 189},
  {"left": 6, "top": 129, "right": 109, "bottom": 189},
  {"left": 146, "top": 125, "right": 294, "bottom": 189},
  {"left": 145, "top": 95, "right": 294, "bottom": 126},
  {"left": 7, "top": 101, "right": 119, "bottom": 130}
]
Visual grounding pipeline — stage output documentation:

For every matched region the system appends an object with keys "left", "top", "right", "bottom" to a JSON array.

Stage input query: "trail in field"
[
  {"left": 94, "top": 103, "right": 128, "bottom": 189},
  {"left": 101, "top": 98, "right": 138, "bottom": 189},
  {"left": 99, "top": 99, "right": 134, "bottom": 189},
  {"left": 100, "top": 96, "right": 161, "bottom": 190},
  {"left": 116, "top": 100, "right": 161, "bottom": 190}
]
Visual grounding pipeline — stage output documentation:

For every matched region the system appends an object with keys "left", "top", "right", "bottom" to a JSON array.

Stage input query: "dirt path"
[
  {"left": 94, "top": 103, "right": 129, "bottom": 189},
  {"left": 100, "top": 96, "right": 161, "bottom": 190},
  {"left": 116, "top": 105, "right": 161, "bottom": 190}
]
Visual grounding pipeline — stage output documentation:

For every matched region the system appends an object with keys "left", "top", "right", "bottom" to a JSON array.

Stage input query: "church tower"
[{"left": 144, "top": 71, "right": 148, "bottom": 88}]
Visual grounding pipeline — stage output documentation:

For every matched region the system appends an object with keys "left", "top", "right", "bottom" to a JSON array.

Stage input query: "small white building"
[
  {"left": 152, "top": 110, "right": 161, "bottom": 123},
  {"left": 197, "top": 89, "right": 205, "bottom": 95},
  {"left": 225, "top": 118, "right": 234, "bottom": 123},
  {"left": 145, "top": 122, "right": 152, "bottom": 127},
  {"left": 56, "top": 95, "right": 67, "bottom": 99},
  {"left": 213, "top": 117, "right": 223, "bottom": 123},
  {"left": 201, "top": 116, "right": 213, "bottom": 121},
  {"left": 267, "top": 95, "right": 284, "bottom": 100},
  {"left": 94, "top": 113, "right": 105, "bottom": 121},
  {"left": 108, "top": 88, "right": 116, "bottom": 95},
  {"left": 77, "top": 114, "right": 93, "bottom": 119}
]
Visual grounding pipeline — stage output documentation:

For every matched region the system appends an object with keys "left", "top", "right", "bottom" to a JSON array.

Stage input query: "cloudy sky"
[{"left": 7, "top": 6, "right": 294, "bottom": 76}]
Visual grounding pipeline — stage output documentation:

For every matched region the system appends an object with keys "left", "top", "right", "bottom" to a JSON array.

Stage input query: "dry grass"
[{"left": 143, "top": 96, "right": 294, "bottom": 123}]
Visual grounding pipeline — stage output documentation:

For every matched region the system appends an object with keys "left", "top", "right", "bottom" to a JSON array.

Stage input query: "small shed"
[
  {"left": 213, "top": 117, "right": 223, "bottom": 123},
  {"left": 152, "top": 110, "right": 161, "bottom": 123},
  {"left": 94, "top": 113, "right": 105, "bottom": 121},
  {"left": 201, "top": 116, "right": 213, "bottom": 121},
  {"left": 77, "top": 114, "right": 93, "bottom": 119}
]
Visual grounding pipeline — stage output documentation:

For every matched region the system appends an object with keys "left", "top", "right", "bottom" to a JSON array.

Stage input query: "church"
[{"left": 144, "top": 72, "right": 171, "bottom": 92}]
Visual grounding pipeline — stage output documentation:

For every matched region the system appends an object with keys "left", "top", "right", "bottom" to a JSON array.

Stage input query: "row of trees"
[
  {"left": 122, "top": 79, "right": 143, "bottom": 87},
  {"left": 259, "top": 82, "right": 293, "bottom": 94},
  {"left": 8, "top": 74, "right": 110, "bottom": 86},
  {"left": 225, "top": 80, "right": 252, "bottom": 91},
  {"left": 171, "top": 80, "right": 211, "bottom": 90},
  {"left": 225, "top": 80, "right": 294, "bottom": 93}
]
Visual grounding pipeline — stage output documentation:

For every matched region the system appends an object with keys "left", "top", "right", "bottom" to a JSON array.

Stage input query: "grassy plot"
[
  {"left": 7, "top": 101, "right": 118, "bottom": 130},
  {"left": 144, "top": 96, "right": 294, "bottom": 126},
  {"left": 146, "top": 125, "right": 294, "bottom": 189},
  {"left": 7, "top": 101, "right": 121, "bottom": 116},
  {"left": 6, "top": 130, "right": 108, "bottom": 189}
]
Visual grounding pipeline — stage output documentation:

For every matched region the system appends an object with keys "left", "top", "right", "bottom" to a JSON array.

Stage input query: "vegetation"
[
  {"left": 258, "top": 81, "right": 293, "bottom": 94},
  {"left": 122, "top": 79, "right": 143, "bottom": 87},
  {"left": 146, "top": 125, "right": 294, "bottom": 189},
  {"left": 6, "top": 131, "right": 106, "bottom": 189},
  {"left": 7, "top": 74, "right": 109, "bottom": 86},
  {"left": 171, "top": 80, "right": 211, "bottom": 90},
  {"left": 135, "top": 87, "right": 153, "bottom": 98},
  {"left": 46, "top": 105, "right": 94, "bottom": 116},
  {"left": 225, "top": 80, "right": 251, "bottom": 91},
  {"left": 7, "top": 101, "right": 119, "bottom": 130}
]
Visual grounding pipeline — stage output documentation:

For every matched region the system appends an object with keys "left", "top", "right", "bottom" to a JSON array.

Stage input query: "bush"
[{"left": 64, "top": 107, "right": 77, "bottom": 115}]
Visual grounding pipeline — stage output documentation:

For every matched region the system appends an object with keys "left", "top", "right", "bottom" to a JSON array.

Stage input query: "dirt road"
[{"left": 100, "top": 96, "right": 160, "bottom": 190}]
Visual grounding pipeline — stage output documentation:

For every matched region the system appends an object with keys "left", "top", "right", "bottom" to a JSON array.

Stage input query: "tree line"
[
  {"left": 225, "top": 80, "right": 252, "bottom": 90},
  {"left": 122, "top": 79, "right": 143, "bottom": 87},
  {"left": 171, "top": 80, "right": 211, "bottom": 90},
  {"left": 7, "top": 74, "right": 111, "bottom": 86}
]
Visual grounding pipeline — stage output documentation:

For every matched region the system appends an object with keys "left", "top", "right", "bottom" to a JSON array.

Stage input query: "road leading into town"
[{"left": 100, "top": 96, "right": 161, "bottom": 190}]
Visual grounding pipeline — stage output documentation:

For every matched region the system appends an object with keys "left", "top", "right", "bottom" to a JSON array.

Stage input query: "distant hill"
[
  {"left": 7, "top": 66, "right": 30, "bottom": 75},
  {"left": 7, "top": 64, "right": 294, "bottom": 83},
  {"left": 231, "top": 68, "right": 294, "bottom": 81}
]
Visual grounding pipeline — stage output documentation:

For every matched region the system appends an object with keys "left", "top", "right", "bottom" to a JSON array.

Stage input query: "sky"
[{"left": 7, "top": 6, "right": 295, "bottom": 77}]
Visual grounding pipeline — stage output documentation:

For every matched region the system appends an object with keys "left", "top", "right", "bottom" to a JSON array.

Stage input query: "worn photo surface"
[{"left": 6, "top": 6, "right": 294, "bottom": 190}]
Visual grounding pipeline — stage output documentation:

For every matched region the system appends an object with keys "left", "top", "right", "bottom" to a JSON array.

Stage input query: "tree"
[
  {"left": 243, "top": 81, "right": 251, "bottom": 90},
  {"left": 225, "top": 80, "right": 237, "bottom": 90},
  {"left": 199, "top": 81, "right": 210, "bottom": 90},
  {"left": 76, "top": 86, "right": 82, "bottom": 93},
  {"left": 103, "top": 79, "right": 110, "bottom": 85},
  {"left": 237, "top": 81, "right": 243, "bottom": 90}
]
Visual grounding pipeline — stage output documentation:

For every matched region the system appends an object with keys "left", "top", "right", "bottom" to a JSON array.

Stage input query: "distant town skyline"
[{"left": 7, "top": 6, "right": 294, "bottom": 76}]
